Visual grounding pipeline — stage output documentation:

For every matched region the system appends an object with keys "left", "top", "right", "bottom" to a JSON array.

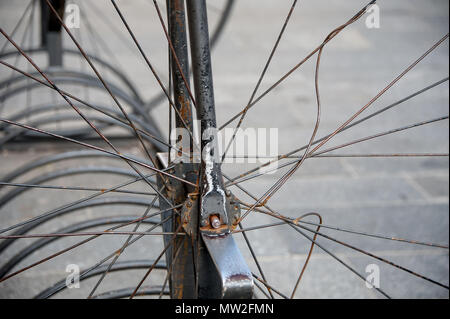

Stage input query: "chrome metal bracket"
[
  {"left": 161, "top": 147, "right": 253, "bottom": 298},
  {"left": 198, "top": 151, "right": 253, "bottom": 298},
  {"left": 201, "top": 231, "right": 254, "bottom": 299}
]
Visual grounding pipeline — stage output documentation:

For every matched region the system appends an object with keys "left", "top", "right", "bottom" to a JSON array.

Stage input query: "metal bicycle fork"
[{"left": 158, "top": 0, "right": 254, "bottom": 299}]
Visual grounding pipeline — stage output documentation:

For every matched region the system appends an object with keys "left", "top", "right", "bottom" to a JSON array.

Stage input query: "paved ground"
[{"left": 0, "top": 0, "right": 448, "bottom": 299}]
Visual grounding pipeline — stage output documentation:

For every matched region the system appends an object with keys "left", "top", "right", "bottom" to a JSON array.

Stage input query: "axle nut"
[{"left": 210, "top": 215, "right": 221, "bottom": 229}]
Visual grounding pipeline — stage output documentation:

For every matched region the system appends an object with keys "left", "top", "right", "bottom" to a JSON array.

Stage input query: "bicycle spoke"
[
  {"left": 240, "top": 33, "right": 450, "bottom": 217},
  {"left": 224, "top": 76, "right": 450, "bottom": 183},
  {"left": 0, "top": 27, "right": 176, "bottom": 206},
  {"left": 34, "top": 260, "right": 165, "bottom": 299},
  {"left": 224, "top": 175, "right": 448, "bottom": 296},
  {"left": 237, "top": 212, "right": 322, "bottom": 298},
  {"left": 0, "top": 1, "right": 36, "bottom": 115},
  {"left": 23, "top": 0, "right": 36, "bottom": 117},
  {"left": 296, "top": 220, "right": 449, "bottom": 249},
  {"left": 221, "top": 0, "right": 299, "bottom": 163},
  {"left": 0, "top": 181, "right": 156, "bottom": 196},
  {"left": 220, "top": 0, "right": 376, "bottom": 130},
  {"left": 226, "top": 171, "right": 447, "bottom": 297},
  {"left": 130, "top": 224, "right": 184, "bottom": 299},
  {"left": 0, "top": 60, "right": 190, "bottom": 157},
  {"left": 0, "top": 165, "right": 168, "bottom": 235},
  {"left": 239, "top": 206, "right": 449, "bottom": 249},
  {"left": 313, "top": 116, "right": 449, "bottom": 156},
  {"left": 0, "top": 231, "right": 183, "bottom": 240},
  {"left": 243, "top": 204, "right": 390, "bottom": 298},
  {"left": 295, "top": 223, "right": 450, "bottom": 290},
  {"left": 238, "top": 221, "right": 275, "bottom": 299},
  {"left": 44, "top": 0, "right": 160, "bottom": 173},
  {"left": 307, "top": 33, "right": 449, "bottom": 156},
  {"left": 226, "top": 116, "right": 449, "bottom": 187},
  {"left": 315, "top": 153, "right": 449, "bottom": 158},
  {"left": 78, "top": 2, "right": 124, "bottom": 73},
  {"left": 240, "top": 201, "right": 447, "bottom": 292},
  {"left": 110, "top": 0, "right": 199, "bottom": 152},
  {"left": 89, "top": 0, "right": 141, "bottom": 60},
  {"left": 223, "top": 172, "right": 320, "bottom": 298},
  {"left": 252, "top": 273, "right": 289, "bottom": 299},
  {"left": 87, "top": 190, "right": 161, "bottom": 298},
  {"left": 253, "top": 281, "right": 271, "bottom": 299},
  {"left": 3, "top": 2, "right": 34, "bottom": 80},
  {"left": 34, "top": 18, "right": 177, "bottom": 215},
  {"left": 0, "top": 119, "right": 195, "bottom": 188},
  {"left": 0, "top": 28, "right": 120, "bottom": 152},
  {"left": 224, "top": 4, "right": 383, "bottom": 218},
  {"left": 288, "top": 223, "right": 391, "bottom": 298},
  {"left": 35, "top": 215, "right": 174, "bottom": 299},
  {"left": 229, "top": 152, "right": 447, "bottom": 186},
  {"left": 0, "top": 0, "right": 35, "bottom": 54},
  {"left": 0, "top": 208, "right": 178, "bottom": 283},
  {"left": 238, "top": 17, "right": 332, "bottom": 219}
]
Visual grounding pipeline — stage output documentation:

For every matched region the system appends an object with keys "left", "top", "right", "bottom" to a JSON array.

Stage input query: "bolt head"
[
  {"left": 210, "top": 215, "right": 221, "bottom": 229},
  {"left": 200, "top": 219, "right": 208, "bottom": 227}
]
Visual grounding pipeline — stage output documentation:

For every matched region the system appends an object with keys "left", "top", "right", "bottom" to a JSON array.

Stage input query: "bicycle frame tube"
[
  {"left": 162, "top": 0, "right": 198, "bottom": 299},
  {"left": 160, "top": 0, "right": 253, "bottom": 299},
  {"left": 187, "top": 0, "right": 254, "bottom": 299}
]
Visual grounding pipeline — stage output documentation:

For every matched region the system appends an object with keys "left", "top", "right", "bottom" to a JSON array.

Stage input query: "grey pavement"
[{"left": 0, "top": 0, "right": 448, "bottom": 299}]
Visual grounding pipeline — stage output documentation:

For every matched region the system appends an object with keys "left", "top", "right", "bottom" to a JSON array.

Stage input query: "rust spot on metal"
[
  {"left": 200, "top": 223, "right": 230, "bottom": 235},
  {"left": 173, "top": 0, "right": 186, "bottom": 30},
  {"left": 178, "top": 95, "right": 192, "bottom": 123}
]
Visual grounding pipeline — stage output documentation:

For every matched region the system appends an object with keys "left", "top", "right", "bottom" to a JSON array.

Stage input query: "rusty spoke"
[
  {"left": 238, "top": 221, "right": 275, "bottom": 299},
  {"left": 0, "top": 119, "right": 195, "bottom": 188},
  {"left": 44, "top": 0, "right": 162, "bottom": 176},
  {"left": 0, "top": 27, "right": 178, "bottom": 209},
  {"left": 295, "top": 223, "right": 450, "bottom": 290},
  {"left": 222, "top": 73, "right": 448, "bottom": 185},
  {"left": 87, "top": 192, "right": 162, "bottom": 298},
  {"left": 110, "top": 0, "right": 199, "bottom": 153},
  {"left": 0, "top": 0, "right": 35, "bottom": 53},
  {"left": 130, "top": 224, "right": 184, "bottom": 299},
  {"left": 221, "top": 0, "right": 299, "bottom": 163},
  {"left": 219, "top": 0, "right": 376, "bottom": 130},
  {"left": 307, "top": 33, "right": 449, "bottom": 156},
  {"left": 252, "top": 273, "right": 289, "bottom": 299},
  {"left": 313, "top": 116, "right": 449, "bottom": 157},
  {"left": 0, "top": 231, "right": 185, "bottom": 240},
  {"left": 225, "top": 116, "right": 448, "bottom": 187},
  {"left": 0, "top": 166, "right": 173, "bottom": 235},
  {"left": 0, "top": 208, "right": 179, "bottom": 283},
  {"left": 0, "top": 181, "right": 157, "bottom": 196},
  {"left": 239, "top": 205, "right": 449, "bottom": 249},
  {"left": 0, "top": 60, "right": 193, "bottom": 160}
]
